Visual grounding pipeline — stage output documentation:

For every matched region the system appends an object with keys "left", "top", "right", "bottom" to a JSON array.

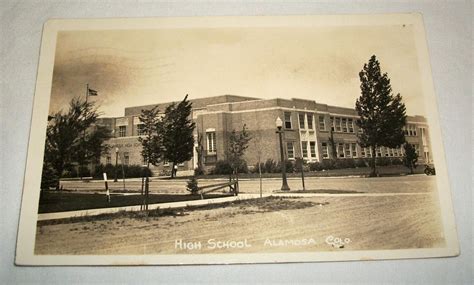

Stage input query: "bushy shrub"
[
  {"left": 391, "top": 158, "right": 403, "bottom": 165},
  {"left": 321, "top": 159, "right": 336, "bottom": 170},
  {"left": 194, "top": 166, "right": 205, "bottom": 176},
  {"left": 93, "top": 164, "right": 152, "bottom": 179},
  {"left": 252, "top": 162, "right": 265, "bottom": 174},
  {"left": 282, "top": 160, "right": 295, "bottom": 173},
  {"left": 309, "top": 162, "right": 322, "bottom": 171},
  {"left": 211, "top": 160, "right": 233, "bottom": 175},
  {"left": 264, "top": 159, "right": 278, "bottom": 173},
  {"left": 335, "top": 159, "right": 355, "bottom": 169},
  {"left": 186, "top": 177, "right": 199, "bottom": 194},
  {"left": 210, "top": 160, "right": 248, "bottom": 175},
  {"left": 40, "top": 163, "right": 59, "bottom": 190},
  {"left": 238, "top": 161, "right": 249, "bottom": 174},
  {"left": 377, "top": 157, "right": 391, "bottom": 166},
  {"left": 354, "top": 158, "right": 368, "bottom": 168},
  {"left": 65, "top": 166, "right": 89, "bottom": 178}
]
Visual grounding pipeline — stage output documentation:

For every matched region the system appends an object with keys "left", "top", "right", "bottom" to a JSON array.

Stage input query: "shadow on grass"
[
  {"left": 38, "top": 192, "right": 231, "bottom": 214},
  {"left": 37, "top": 196, "right": 320, "bottom": 226}
]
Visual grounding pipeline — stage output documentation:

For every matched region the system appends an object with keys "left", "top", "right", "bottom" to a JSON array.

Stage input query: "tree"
[
  {"left": 194, "top": 131, "right": 205, "bottom": 175},
  {"left": 161, "top": 95, "right": 196, "bottom": 178},
  {"left": 403, "top": 143, "right": 418, "bottom": 174},
  {"left": 226, "top": 124, "right": 252, "bottom": 193},
  {"left": 138, "top": 106, "right": 163, "bottom": 167},
  {"left": 81, "top": 125, "right": 112, "bottom": 165},
  {"left": 186, "top": 176, "right": 199, "bottom": 195},
  {"left": 355, "top": 55, "right": 407, "bottom": 176},
  {"left": 138, "top": 105, "right": 163, "bottom": 212},
  {"left": 328, "top": 128, "right": 338, "bottom": 161},
  {"left": 41, "top": 98, "right": 109, "bottom": 190}
]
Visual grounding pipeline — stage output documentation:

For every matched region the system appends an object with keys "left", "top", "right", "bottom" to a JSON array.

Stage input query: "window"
[
  {"left": 413, "top": 126, "right": 417, "bottom": 136},
  {"left": 299, "top": 113, "right": 305, "bottom": 129},
  {"left": 319, "top": 116, "right": 326, "bottom": 131},
  {"left": 330, "top": 117, "right": 335, "bottom": 131},
  {"left": 361, "top": 147, "right": 366, "bottom": 157},
  {"left": 342, "top": 118, "right": 347, "bottom": 132},
  {"left": 344, "top": 143, "right": 351, "bottom": 158},
  {"left": 338, "top": 143, "right": 344, "bottom": 158},
  {"left": 287, "top": 142, "right": 295, "bottom": 159},
  {"left": 348, "top": 119, "right": 354, "bottom": 133},
  {"left": 106, "top": 156, "right": 111, "bottom": 165},
  {"left": 123, "top": 152, "right": 130, "bottom": 165},
  {"left": 206, "top": 132, "right": 216, "bottom": 154},
  {"left": 377, "top": 147, "right": 382, "bottom": 157},
  {"left": 351, "top": 143, "right": 357, "bottom": 157},
  {"left": 284, "top": 112, "right": 292, "bottom": 129},
  {"left": 301, "top": 141, "right": 308, "bottom": 158},
  {"left": 335, "top": 118, "right": 341, "bottom": 132},
  {"left": 321, "top": 142, "right": 329, "bottom": 158},
  {"left": 119, "top": 126, "right": 127, "bottom": 137},
  {"left": 307, "top": 114, "right": 314, "bottom": 129},
  {"left": 137, "top": 124, "right": 145, "bottom": 136},
  {"left": 367, "top": 147, "right": 373, "bottom": 157},
  {"left": 310, "top": 141, "right": 316, "bottom": 158}
]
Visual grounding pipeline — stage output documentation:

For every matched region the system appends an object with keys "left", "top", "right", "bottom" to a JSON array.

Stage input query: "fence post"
[{"left": 103, "top": 173, "right": 110, "bottom": 203}]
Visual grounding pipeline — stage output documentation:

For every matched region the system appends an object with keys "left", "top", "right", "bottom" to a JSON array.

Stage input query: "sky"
[{"left": 49, "top": 24, "right": 425, "bottom": 117}]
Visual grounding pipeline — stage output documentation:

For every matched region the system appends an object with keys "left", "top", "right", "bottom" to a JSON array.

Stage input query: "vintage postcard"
[{"left": 16, "top": 14, "right": 459, "bottom": 265}]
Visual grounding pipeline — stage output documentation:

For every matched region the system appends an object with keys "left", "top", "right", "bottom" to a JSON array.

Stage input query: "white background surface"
[{"left": 0, "top": 1, "right": 472, "bottom": 284}]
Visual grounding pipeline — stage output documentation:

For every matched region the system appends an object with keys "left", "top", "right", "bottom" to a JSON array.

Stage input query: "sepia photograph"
[{"left": 15, "top": 14, "right": 459, "bottom": 265}]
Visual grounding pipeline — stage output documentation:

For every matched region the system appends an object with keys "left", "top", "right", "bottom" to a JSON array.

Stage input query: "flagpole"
[
  {"left": 81, "top": 83, "right": 88, "bottom": 179},
  {"left": 85, "top": 83, "right": 89, "bottom": 104}
]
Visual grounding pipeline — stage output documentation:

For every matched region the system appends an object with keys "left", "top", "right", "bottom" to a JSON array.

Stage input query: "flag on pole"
[{"left": 88, "top": 88, "right": 98, "bottom": 96}]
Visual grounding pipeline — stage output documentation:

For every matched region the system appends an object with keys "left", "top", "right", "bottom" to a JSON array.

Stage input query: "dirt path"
[{"left": 35, "top": 193, "right": 445, "bottom": 255}]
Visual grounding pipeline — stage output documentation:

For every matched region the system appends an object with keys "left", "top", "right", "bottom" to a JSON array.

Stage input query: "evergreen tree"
[
  {"left": 355, "top": 55, "right": 407, "bottom": 176},
  {"left": 186, "top": 176, "right": 199, "bottom": 195},
  {"left": 161, "top": 95, "right": 196, "bottom": 178},
  {"left": 403, "top": 142, "right": 418, "bottom": 174}
]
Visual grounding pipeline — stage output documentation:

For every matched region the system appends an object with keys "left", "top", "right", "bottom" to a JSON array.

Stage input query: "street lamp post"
[
  {"left": 114, "top": 147, "right": 119, "bottom": 182},
  {"left": 275, "top": 117, "right": 290, "bottom": 191}
]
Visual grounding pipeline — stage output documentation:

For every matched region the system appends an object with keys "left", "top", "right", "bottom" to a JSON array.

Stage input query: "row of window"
[
  {"left": 285, "top": 112, "right": 358, "bottom": 134},
  {"left": 320, "top": 143, "right": 420, "bottom": 159},
  {"left": 298, "top": 113, "right": 314, "bottom": 130},
  {"left": 403, "top": 124, "right": 418, "bottom": 136},
  {"left": 286, "top": 141, "right": 318, "bottom": 160},
  {"left": 117, "top": 115, "right": 418, "bottom": 139},
  {"left": 106, "top": 152, "right": 130, "bottom": 165},
  {"left": 116, "top": 125, "right": 145, "bottom": 137},
  {"left": 329, "top": 116, "right": 355, "bottom": 133}
]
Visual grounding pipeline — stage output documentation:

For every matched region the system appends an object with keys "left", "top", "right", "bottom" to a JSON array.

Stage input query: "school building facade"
[{"left": 97, "top": 95, "right": 432, "bottom": 174}]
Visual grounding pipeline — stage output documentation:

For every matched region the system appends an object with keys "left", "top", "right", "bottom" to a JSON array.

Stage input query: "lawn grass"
[
  {"left": 37, "top": 196, "right": 315, "bottom": 226},
  {"left": 38, "top": 191, "right": 231, "bottom": 214}
]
